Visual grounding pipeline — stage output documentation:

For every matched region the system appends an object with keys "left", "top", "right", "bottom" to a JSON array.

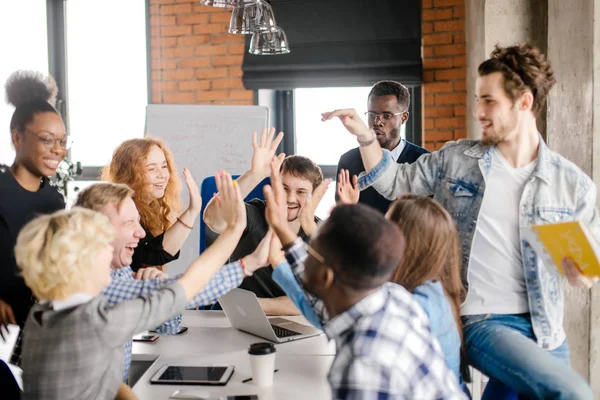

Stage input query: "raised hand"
[
  {"left": 299, "top": 178, "right": 331, "bottom": 237},
  {"left": 251, "top": 127, "right": 284, "bottom": 179},
  {"left": 263, "top": 159, "right": 288, "bottom": 232},
  {"left": 242, "top": 230, "right": 273, "bottom": 276},
  {"left": 183, "top": 168, "right": 202, "bottom": 215},
  {"left": 321, "top": 108, "right": 372, "bottom": 140},
  {"left": 337, "top": 169, "right": 360, "bottom": 204},
  {"left": 214, "top": 170, "right": 246, "bottom": 232}
]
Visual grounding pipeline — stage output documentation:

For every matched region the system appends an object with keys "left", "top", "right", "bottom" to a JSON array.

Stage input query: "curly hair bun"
[{"left": 5, "top": 70, "right": 59, "bottom": 108}]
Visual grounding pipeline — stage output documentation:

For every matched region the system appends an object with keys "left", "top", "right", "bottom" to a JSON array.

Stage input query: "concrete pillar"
[{"left": 466, "top": 0, "right": 600, "bottom": 394}]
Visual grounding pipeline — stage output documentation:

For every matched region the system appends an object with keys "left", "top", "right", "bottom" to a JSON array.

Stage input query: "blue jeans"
[{"left": 462, "top": 313, "right": 593, "bottom": 400}]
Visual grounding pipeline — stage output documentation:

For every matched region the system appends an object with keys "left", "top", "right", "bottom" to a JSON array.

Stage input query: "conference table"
[{"left": 132, "top": 310, "right": 336, "bottom": 399}]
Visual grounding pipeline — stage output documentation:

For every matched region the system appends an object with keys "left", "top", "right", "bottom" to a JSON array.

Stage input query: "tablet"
[{"left": 151, "top": 365, "right": 235, "bottom": 385}]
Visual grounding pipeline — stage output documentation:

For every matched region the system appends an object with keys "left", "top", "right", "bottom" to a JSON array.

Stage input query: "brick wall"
[
  {"left": 149, "top": 0, "right": 253, "bottom": 105},
  {"left": 149, "top": 0, "right": 467, "bottom": 149},
  {"left": 421, "top": 0, "right": 467, "bottom": 151}
]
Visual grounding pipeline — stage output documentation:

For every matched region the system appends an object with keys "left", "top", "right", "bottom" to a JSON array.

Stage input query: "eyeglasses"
[
  {"left": 24, "top": 130, "right": 73, "bottom": 150},
  {"left": 364, "top": 111, "right": 406, "bottom": 124}
]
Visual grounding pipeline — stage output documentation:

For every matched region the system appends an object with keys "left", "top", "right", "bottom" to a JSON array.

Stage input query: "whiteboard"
[{"left": 145, "top": 105, "right": 269, "bottom": 275}]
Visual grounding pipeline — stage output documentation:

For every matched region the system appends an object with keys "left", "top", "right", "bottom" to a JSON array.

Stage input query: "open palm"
[
  {"left": 337, "top": 169, "right": 359, "bottom": 204},
  {"left": 251, "top": 127, "right": 284, "bottom": 178}
]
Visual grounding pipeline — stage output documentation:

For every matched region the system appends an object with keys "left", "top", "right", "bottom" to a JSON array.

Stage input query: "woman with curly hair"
[
  {"left": 102, "top": 138, "right": 202, "bottom": 272},
  {"left": 0, "top": 71, "right": 68, "bottom": 363}
]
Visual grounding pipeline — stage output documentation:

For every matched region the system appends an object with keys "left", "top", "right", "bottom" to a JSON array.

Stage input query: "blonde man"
[
  {"left": 74, "top": 180, "right": 271, "bottom": 383},
  {"left": 16, "top": 173, "right": 247, "bottom": 399}
]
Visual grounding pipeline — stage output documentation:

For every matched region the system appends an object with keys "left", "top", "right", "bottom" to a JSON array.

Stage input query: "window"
[
  {"left": 0, "top": 1, "right": 49, "bottom": 165},
  {"left": 65, "top": 0, "right": 149, "bottom": 168}
]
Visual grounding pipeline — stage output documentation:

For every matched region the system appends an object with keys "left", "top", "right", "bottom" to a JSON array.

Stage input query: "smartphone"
[
  {"left": 176, "top": 326, "right": 189, "bottom": 334},
  {"left": 133, "top": 333, "right": 159, "bottom": 342}
]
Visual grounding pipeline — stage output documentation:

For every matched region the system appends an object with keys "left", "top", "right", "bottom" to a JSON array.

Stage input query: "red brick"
[
  {"left": 196, "top": 90, "right": 230, "bottom": 101},
  {"left": 425, "top": 118, "right": 435, "bottom": 129},
  {"left": 149, "top": 5, "right": 160, "bottom": 15},
  {"left": 153, "top": 37, "right": 178, "bottom": 48},
  {"left": 152, "top": 0, "right": 175, "bottom": 4},
  {"left": 210, "top": 12, "right": 234, "bottom": 23},
  {"left": 152, "top": 59, "right": 177, "bottom": 70},
  {"left": 422, "top": 22, "right": 433, "bottom": 34},
  {"left": 178, "top": 58, "right": 211, "bottom": 68},
  {"left": 230, "top": 90, "right": 253, "bottom": 101},
  {"left": 163, "top": 69, "right": 195, "bottom": 81},
  {"left": 195, "top": 44, "right": 228, "bottom": 56},
  {"left": 436, "top": 93, "right": 466, "bottom": 105},
  {"left": 228, "top": 67, "right": 243, "bottom": 77},
  {"left": 213, "top": 55, "right": 244, "bottom": 67},
  {"left": 152, "top": 91, "right": 162, "bottom": 104},
  {"left": 176, "top": 14, "right": 210, "bottom": 25},
  {"left": 229, "top": 43, "right": 246, "bottom": 55},
  {"left": 454, "top": 6, "right": 466, "bottom": 19},
  {"left": 160, "top": 3, "right": 192, "bottom": 15},
  {"left": 453, "top": 55, "right": 466, "bottom": 67},
  {"left": 212, "top": 78, "right": 244, "bottom": 90},
  {"left": 151, "top": 48, "right": 161, "bottom": 60},
  {"left": 434, "top": 0, "right": 465, "bottom": 6},
  {"left": 422, "top": 0, "right": 433, "bottom": 8},
  {"left": 424, "top": 142, "right": 436, "bottom": 152},
  {"left": 153, "top": 81, "right": 178, "bottom": 92},
  {"left": 423, "top": 8, "right": 453, "bottom": 21},
  {"left": 435, "top": 117, "right": 464, "bottom": 129},
  {"left": 454, "top": 129, "right": 467, "bottom": 139},
  {"left": 224, "top": 100, "right": 253, "bottom": 105},
  {"left": 150, "top": 27, "right": 160, "bottom": 37},
  {"left": 177, "top": 35, "right": 210, "bottom": 47},
  {"left": 434, "top": 20, "right": 465, "bottom": 32},
  {"left": 435, "top": 44, "right": 466, "bottom": 56},
  {"left": 151, "top": 70, "right": 161, "bottom": 81},
  {"left": 425, "top": 130, "right": 454, "bottom": 142},
  {"left": 422, "top": 46, "right": 434, "bottom": 57},
  {"left": 152, "top": 15, "right": 175, "bottom": 26},
  {"left": 424, "top": 94, "right": 435, "bottom": 105},
  {"left": 163, "top": 92, "right": 196, "bottom": 104},
  {"left": 423, "top": 70, "right": 435, "bottom": 82},
  {"left": 178, "top": 80, "right": 211, "bottom": 92},
  {"left": 193, "top": 3, "right": 226, "bottom": 12},
  {"left": 423, "top": 57, "right": 453, "bottom": 70},
  {"left": 161, "top": 47, "right": 195, "bottom": 59},
  {"left": 454, "top": 105, "right": 467, "bottom": 116},
  {"left": 423, "top": 33, "right": 453, "bottom": 46},
  {"left": 435, "top": 68, "right": 466, "bottom": 81},
  {"left": 454, "top": 80, "right": 466, "bottom": 91},
  {"left": 193, "top": 23, "right": 228, "bottom": 35},
  {"left": 454, "top": 33, "right": 466, "bottom": 43},
  {"left": 160, "top": 25, "right": 192, "bottom": 37},
  {"left": 424, "top": 106, "right": 454, "bottom": 117},
  {"left": 196, "top": 68, "right": 229, "bottom": 79},
  {"left": 424, "top": 81, "right": 454, "bottom": 93},
  {"left": 211, "top": 34, "right": 245, "bottom": 44}
]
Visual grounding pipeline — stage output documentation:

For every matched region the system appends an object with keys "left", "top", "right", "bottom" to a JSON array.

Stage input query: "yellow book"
[{"left": 522, "top": 221, "right": 600, "bottom": 278}]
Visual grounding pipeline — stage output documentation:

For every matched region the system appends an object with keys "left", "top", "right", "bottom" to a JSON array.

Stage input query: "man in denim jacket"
[{"left": 322, "top": 43, "right": 598, "bottom": 399}]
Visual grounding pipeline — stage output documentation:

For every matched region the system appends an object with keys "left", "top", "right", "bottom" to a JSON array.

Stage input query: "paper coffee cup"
[{"left": 248, "top": 342, "right": 276, "bottom": 387}]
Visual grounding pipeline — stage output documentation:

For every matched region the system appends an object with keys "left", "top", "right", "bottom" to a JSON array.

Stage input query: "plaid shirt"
[
  {"left": 103, "top": 261, "right": 244, "bottom": 382},
  {"left": 285, "top": 239, "right": 466, "bottom": 399}
]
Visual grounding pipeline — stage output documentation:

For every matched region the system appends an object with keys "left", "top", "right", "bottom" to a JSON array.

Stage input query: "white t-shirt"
[{"left": 461, "top": 147, "right": 537, "bottom": 316}]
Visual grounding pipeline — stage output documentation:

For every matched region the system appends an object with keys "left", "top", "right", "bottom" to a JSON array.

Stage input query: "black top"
[
  {"left": 0, "top": 165, "right": 65, "bottom": 327},
  {"left": 335, "top": 141, "right": 429, "bottom": 214},
  {"left": 206, "top": 199, "right": 312, "bottom": 299},
  {"left": 131, "top": 225, "right": 180, "bottom": 272}
]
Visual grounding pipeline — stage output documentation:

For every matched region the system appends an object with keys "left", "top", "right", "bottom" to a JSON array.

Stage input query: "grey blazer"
[{"left": 21, "top": 283, "right": 186, "bottom": 400}]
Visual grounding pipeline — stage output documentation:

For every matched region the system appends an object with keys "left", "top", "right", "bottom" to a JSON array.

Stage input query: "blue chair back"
[{"left": 199, "top": 175, "right": 270, "bottom": 253}]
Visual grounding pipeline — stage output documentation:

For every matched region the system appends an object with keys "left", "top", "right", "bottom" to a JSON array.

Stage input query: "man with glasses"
[{"left": 335, "top": 80, "right": 428, "bottom": 213}]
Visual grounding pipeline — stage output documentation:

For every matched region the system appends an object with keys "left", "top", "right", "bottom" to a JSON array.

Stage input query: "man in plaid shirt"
[
  {"left": 76, "top": 183, "right": 268, "bottom": 382},
  {"left": 264, "top": 165, "right": 466, "bottom": 399}
]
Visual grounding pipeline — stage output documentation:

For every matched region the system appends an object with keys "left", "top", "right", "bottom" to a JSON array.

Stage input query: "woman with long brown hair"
[{"left": 101, "top": 137, "right": 201, "bottom": 272}]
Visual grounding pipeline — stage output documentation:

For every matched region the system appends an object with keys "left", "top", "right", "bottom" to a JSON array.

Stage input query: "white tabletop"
[
  {"left": 133, "top": 351, "right": 334, "bottom": 399},
  {"left": 133, "top": 310, "right": 336, "bottom": 361},
  {"left": 132, "top": 310, "right": 336, "bottom": 399}
]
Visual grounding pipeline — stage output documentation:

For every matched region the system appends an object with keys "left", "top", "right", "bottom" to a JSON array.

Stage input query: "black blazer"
[{"left": 335, "top": 141, "right": 429, "bottom": 214}]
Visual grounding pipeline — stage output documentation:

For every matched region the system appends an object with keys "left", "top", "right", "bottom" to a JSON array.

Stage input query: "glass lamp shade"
[
  {"left": 249, "top": 27, "right": 290, "bottom": 55},
  {"left": 229, "top": 0, "right": 277, "bottom": 34}
]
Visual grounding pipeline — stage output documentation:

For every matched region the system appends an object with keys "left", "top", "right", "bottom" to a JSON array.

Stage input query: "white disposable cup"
[{"left": 248, "top": 342, "right": 276, "bottom": 387}]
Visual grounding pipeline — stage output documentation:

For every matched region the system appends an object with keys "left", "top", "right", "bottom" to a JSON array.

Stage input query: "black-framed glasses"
[
  {"left": 364, "top": 111, "right": 406, "bottom": 124},
  {"left": 24, "top": 129, "right": 73, "bottom": 150}
]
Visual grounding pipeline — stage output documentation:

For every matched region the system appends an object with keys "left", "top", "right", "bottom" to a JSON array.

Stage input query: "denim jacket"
[{"left": 358, "top": 137, "right": 600, "bottom": 350}]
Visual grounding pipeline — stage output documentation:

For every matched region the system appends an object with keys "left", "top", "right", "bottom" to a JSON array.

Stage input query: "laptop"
[{"left": 219, "top": 288, "right": 322, "bottom": 343}]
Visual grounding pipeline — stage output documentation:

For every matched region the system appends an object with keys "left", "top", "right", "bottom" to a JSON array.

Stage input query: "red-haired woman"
[{"left": 102, "top": 137, "right": 201, "bottom": 272}]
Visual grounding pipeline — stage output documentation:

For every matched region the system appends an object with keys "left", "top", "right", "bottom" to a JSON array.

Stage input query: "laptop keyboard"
[{"left": 271, "top": 324, "right": 301, "bottom": 338}]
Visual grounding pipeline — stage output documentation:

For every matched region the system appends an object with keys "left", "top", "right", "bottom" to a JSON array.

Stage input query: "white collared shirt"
[
  {"left": 51, "top": 293, "right": 93, "bottom": 311},
  {"left": 389, "top": 139, "right": 406, "bottom": 162}
]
